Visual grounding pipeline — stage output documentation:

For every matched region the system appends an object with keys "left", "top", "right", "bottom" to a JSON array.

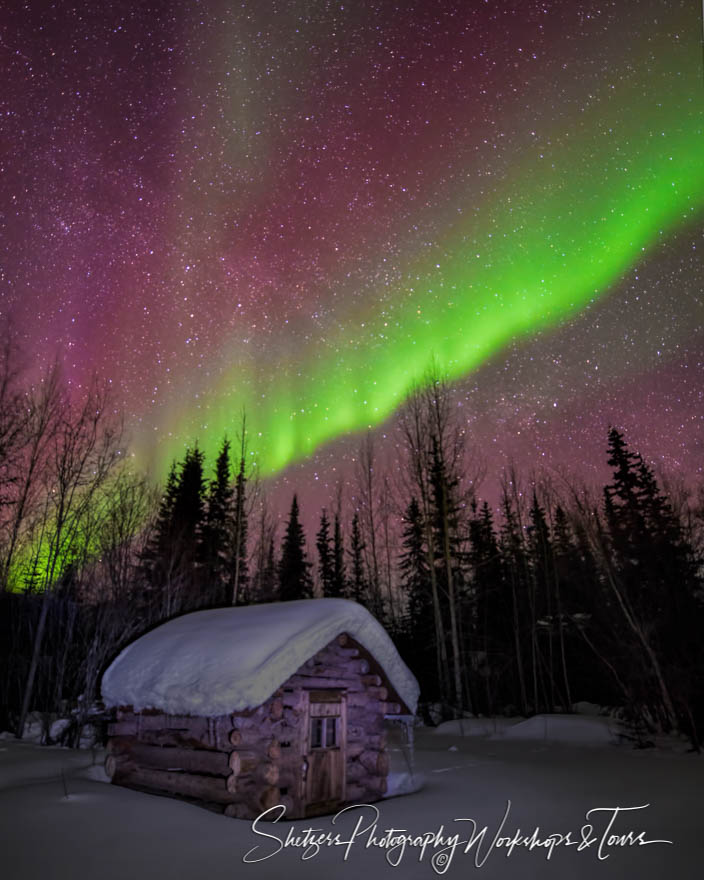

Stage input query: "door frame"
[{"left": 302, "top": 688, "right": 347, "bottom": 814}]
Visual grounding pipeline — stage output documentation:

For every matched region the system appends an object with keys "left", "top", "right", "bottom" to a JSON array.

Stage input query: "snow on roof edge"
[{"left": 102, "top": 599, "right": 419, "bottom": 717}]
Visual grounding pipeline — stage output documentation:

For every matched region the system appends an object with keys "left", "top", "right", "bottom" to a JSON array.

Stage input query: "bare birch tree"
[{"left": 16, "top": 378, "right": 123, "bottom": 737}]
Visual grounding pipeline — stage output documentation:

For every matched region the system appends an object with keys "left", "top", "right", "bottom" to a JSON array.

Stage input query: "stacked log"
[
  {"left": 107, "top": 692, "right": 291, "bottom": 818},
  {"left": 281, "top": 689, "right": 307, "bottom": 711},
  {"left": 302, "top": 658, "right": 371, "bottom": 677},
  {"left": 115, "top": 767, "right": 234, "bottom": 804},
  {"left": 110, "top": 739, "right": 230, "bottom": 775},
  {"left": 361, "top": 674, "right": 382, "bottom": 687},
  {"left": 340, "top": 639, "right": 394, "bottom": 805},
  {"left": 104, "top": 752, "right": 134, "bottom": 781},
  {"left": 106, "top": 633, "right": 405, "bottom": 820},
  {"left": 287, "top": 673, "right": 362, "bottom": 691},
  {"left": 108, "top": 712, "right": 227, "bottom": 751},
  {"left": 269, "top": 698, "right": 284, "bottom": 720},
  {"left": 221, "top": 694, "right": 300, "bottom": 817},
  {"left": 286, "top": 640, "right": 374, "bottom": 694},
  {"left": 345, "top": 774, "right": 387, "bottom": 800},
  {"left": 359, "top": 748, "right": 390, "bottom": 776},
  {"left": 224, "top": 786, "right": 284, "bottom": 819}
]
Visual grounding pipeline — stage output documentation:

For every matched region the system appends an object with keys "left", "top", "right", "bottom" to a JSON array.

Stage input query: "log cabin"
[{"left": 101, "top": 598, "right": 419, "bottom": 819}]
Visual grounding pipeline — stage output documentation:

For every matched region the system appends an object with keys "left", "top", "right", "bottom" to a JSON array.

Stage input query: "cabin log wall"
[{"left": 106, "top": 633, "right": 402, "bottom": 820}]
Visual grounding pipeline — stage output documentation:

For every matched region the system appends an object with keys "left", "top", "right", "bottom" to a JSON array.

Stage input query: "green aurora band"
[
  {"left": 9, "top": 5, "right": 704, "bottom": 590},
  {"left": 138, "top": 31, "right": 704, "bottom": 480}
]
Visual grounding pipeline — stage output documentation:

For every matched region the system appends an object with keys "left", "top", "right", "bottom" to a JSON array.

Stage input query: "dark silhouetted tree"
[
  {"left": 347, "top": 511, "right": 367, "bottom": 604},
  {"left": 469, "top": 499, "right": 509, "bottom": 714},
  {"left": 139, "top": 445, "right": 205, "bottom": 615},
  {"left": 278, "top": 494, "right": 312, "bottom": 601},
  {"left": 398, "top": 496, "right": 435, "bottom": 696},
  {"left": 316, "top": 509, "right": 335, "bottom": 596},
  {"left": 600, "top": 427, "right": 703, "bottom": 740},
  {"left": 200, "top": 437, "right": 233, "bottom": 606},
  {"left": 227, "top": 420, "right": 249, "bottom": 606}
]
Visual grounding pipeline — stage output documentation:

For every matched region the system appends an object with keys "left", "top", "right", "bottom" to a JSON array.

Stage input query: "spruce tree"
[
  {"left": 469, "top": 499, "right": 508, "bottom": 713},
  {"left": 428, "top": 435, "right": 465, "bottom": 711},
  {"left": 278, "top": 494, "right": 312, "bottom": 601},
  {"left": 398, "top": 496, "right": 436, "bottom": 696},
  {"left": 316, "top": 509, "right": 335, "bottom": 596},
  {"left": 139, "top": 447, "right": 206, "bottom": 614},
  {"left": 347, "top": 511, "right": 367, "bottom": 604},
  {"left": 399, "top": 497, "right": 431, "bottom": 632},
  {"left": 550, "top": 504, "right": 582, "bottom": 707},
  {"left": 602, "top": 428, "right": 703, "bottom": 741},
  {"left": 200, "top": 437, "right": 234, "bottom": 606},
  {"left": 139, "top": 460, "right": 179, "bottom": 614},
  {"left": 172, "top": 445, "right": 206, "bottom": 609},
  {"left": 227, "top": 449, "right": 249, "bottom": 606},
  {"left": 499, "top": 489, "right": 530, "bottom": 715},
  {"left": 526, "top": 492, "right": 553, "bottom": 711}
]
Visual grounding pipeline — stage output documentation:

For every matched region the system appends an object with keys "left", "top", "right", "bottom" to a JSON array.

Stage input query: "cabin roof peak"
[{"left": 102, "top": 598, "right": 419, "bottom": 717}]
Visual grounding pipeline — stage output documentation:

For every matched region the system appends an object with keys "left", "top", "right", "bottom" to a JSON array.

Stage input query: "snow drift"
[{"left": 496, "top": 713, "right": 620, "bottom": 745}]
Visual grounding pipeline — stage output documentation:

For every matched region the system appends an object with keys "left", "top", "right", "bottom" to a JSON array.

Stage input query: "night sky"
[{"left": 2, "top": 0, "right": 702, "bottom": 515}]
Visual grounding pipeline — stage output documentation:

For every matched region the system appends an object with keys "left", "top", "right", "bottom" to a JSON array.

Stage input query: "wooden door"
[{"left": 304, "top": 689, "right": 346, "bottom": 815}]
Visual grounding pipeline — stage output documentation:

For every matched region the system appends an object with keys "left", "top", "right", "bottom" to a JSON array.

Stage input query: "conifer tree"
[
  {"left": 172, "top": 445, "right": 206, "bottom": 608},
  {"left": 278, "top": 494, "right": 312, "bottom": 601},
  {"left": 347, "top": 511, "right": 367, "bottom": 604},
  {"left": 550, "top": 504, "right": 579, "bottom": 707},
  {"left": 398, "top": 496, "right": 436, "bottom": 695},
  {"left": 429, "top": 434, "right": 465, "bottom": 712},
  {"left": 526, "top": 492, "right": 555, "bottom": 712},
  {"left": 200, "top": 437, "right": 233, "bottom": 606},
  {"left": 551, "top": 504, "right": 607, "bottom": 708},
  {"left": 469, "top": 499, "right": 507, "bottom": 713},
  {"left": 227, "top": 441, "right": 249, "bottom": 606},
  {"left": 399, "top": 497, "right": 431, "bottom": 625},
  {"left": 316, "top": 509, "right": 335, "bottom": 596},
  {"left": 499, "top": 486, "right": 530, "bottom": 714},
  {"left": 601, "top": 427, "right": 703, "bottom": 738},
  {"left": 140, "top": 446, "right": 205, "bottom": 614},
  {"left": 139, "top": 460, "right": 179, "bottom": 612}
]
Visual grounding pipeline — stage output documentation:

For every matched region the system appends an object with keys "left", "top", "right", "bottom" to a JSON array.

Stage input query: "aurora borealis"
[{"left": 2, "top": 0, "right": 703, "bottom": 502}]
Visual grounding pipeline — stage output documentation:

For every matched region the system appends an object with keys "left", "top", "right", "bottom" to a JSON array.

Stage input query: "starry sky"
[{"left": 2, "top": 0, "right": 703, "bottom": 515}]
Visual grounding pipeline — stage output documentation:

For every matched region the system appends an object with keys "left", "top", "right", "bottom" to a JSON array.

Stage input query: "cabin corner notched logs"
[{"left": 105, "top": 634, "right": 404, "bottom": 819}]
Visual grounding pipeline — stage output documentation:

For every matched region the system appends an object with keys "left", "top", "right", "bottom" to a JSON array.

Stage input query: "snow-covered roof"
[{"left": 101, "top": 598, "right": 419, "bottom": 716}]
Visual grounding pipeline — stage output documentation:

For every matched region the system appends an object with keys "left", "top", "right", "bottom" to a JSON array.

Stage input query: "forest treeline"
[{"left": 1, "top": 342, "right": 703, "bottom": 749}]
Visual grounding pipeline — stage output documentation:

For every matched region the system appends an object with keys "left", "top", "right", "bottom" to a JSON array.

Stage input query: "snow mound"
[
  {"left": 572, "top": 701, "right": 607, "bottom": 716},
  {"left": 384, "top": 771, "right": 425, "bottom": 798},
  {"left": 494, "top": 713, "right": 620, "bottom": 745},
  {"left": 432, "top": 717, "right": 521, "bottom": 737},
  {"left": 102, "top": 599, "right": 419, "bottom": 717}
]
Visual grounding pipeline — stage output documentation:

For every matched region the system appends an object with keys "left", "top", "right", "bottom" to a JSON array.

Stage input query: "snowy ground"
[{"left": 1, "top": 721, "right": 701, "bottom": 880}]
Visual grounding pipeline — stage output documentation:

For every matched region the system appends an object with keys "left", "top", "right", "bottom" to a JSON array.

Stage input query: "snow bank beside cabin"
[
  {"left": 496, "top": 713, "right": 620, "bottom": 745},
  {"left": 431, "top": 713, "right": 622, "bottom": 745},
  {"left": 384, "top": 770, "right": 425, "bottom": 798},
  {"left": 432, "top": 717, "right": 522, "bottom": 737},
  {"left": 102, "top": 598, "right": 419, "bottom": 717}
]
